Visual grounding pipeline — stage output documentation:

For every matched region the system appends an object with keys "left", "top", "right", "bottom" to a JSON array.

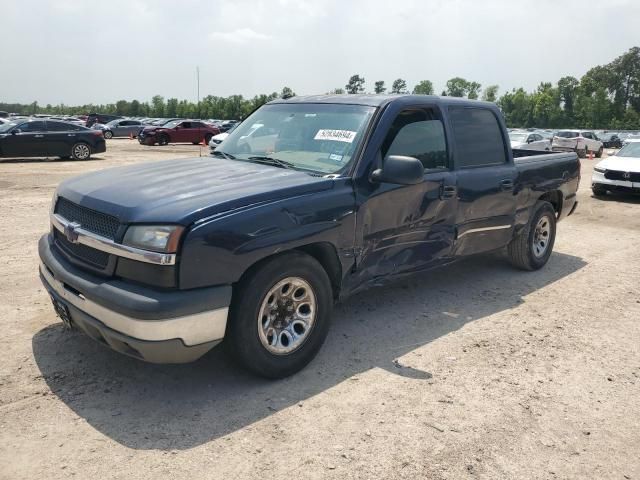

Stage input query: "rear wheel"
[
  {"left": 596, "top": 146, "right": 603, "bottom": 158},
  {"left": 103, "top": 130, "right": 113, "bottom": 139},
  {"left": 507, "top": 201, "right": 556, "bottom": 271},
  {"left": 227, "top": 251, "right": 333, "bottom": 378},
  {"left": 71, "top": 142, "right": 91, "bottom": 160},
  {"left": 204, "top": 133, "right": 213, "bottom": 143}
]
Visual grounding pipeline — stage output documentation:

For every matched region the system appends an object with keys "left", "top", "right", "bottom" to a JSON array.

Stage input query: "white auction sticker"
[{"left": 314, "top": 129, "right": 357, "bottom": 143}]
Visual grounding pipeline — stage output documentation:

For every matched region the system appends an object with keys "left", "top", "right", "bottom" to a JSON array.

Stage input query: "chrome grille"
[
  {"left": 54, "top": 197, "right": 120, "bottom": 239},
  {"left": 54, "top": 229, "right": 110, "bottom": 268},
  {"left": 605, "top": 170, "right": 640, "bottom": 182}
]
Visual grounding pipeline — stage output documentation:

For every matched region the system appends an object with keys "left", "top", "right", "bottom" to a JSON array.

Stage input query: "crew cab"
[
  {"left": 552, "top": 130, "right": 603, "bottom": 158},
  {"left": 138, "top": 119, "right": 220, "bottom": 146},
  {"left": 39, "top": 95, "right": 579, "bottom": 378}
]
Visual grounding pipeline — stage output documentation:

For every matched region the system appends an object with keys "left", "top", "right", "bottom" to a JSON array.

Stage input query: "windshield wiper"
[
  {"left": 211, "top": 150, "right": 236, "bottom": 160},
  {"left": 245, "top": 156, "right": 297, "bottom": 170}
]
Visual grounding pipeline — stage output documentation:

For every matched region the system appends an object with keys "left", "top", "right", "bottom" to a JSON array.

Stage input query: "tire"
[
  {"left": 592, "top": 184, "right": 607, "bottom": 196},
  {"left": 204, "top": 133, "right": 213, "bottom": 144},
  {"left": 227, "top": 251, "right": 333, "bottom": 379},
  {"left": 157, "top": 134, "right": 169, "bottom": 146},
  {"left": 596, "top": 147, "right": 603, "bottom": 158},
  {"left": 577, "top": 147, "right": 586, "bottom": 158},
  {"left": 103, "top": 130, "right": 113, "bottom": 139},
  {"left": 507, "top": 201, "right": 556, "bottom": 271},
  {"left": 71, "top": 142, "right": 91, "bottom": 160}
]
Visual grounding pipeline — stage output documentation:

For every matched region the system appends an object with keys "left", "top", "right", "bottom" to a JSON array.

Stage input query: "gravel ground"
[{"left": 0, "top": 140, "right": 639, "bottom": 480}]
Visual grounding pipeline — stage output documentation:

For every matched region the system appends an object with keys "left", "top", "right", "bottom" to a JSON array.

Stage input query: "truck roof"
[{"left": 269, "top": 94, "right": 496, "bottom": 109}]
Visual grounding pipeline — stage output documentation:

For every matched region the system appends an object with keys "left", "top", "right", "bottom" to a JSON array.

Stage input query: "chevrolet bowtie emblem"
[
  {"left": 623, "top": 172, "right": 631, "bottom": 179},
  {"left": 64, "top": 222, "right": 81, "bottom": 243}
]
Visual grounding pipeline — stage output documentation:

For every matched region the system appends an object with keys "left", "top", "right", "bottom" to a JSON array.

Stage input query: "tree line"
[{"left": 2, "top": 47, "right": 638, "bottom": 129}]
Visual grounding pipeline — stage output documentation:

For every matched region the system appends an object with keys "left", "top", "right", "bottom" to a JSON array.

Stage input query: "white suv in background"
[{"left": 552, "top": 130, "right": 603, "bottom": 158}]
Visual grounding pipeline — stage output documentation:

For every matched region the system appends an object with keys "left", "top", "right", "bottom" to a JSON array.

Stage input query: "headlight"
[
  {"left": 593, "top": 166, "right": 606, "bottom": 173},
  {"left": 50, "top": 192, "right": 58, "bottom": 214},
  {"left": 123, "top": 225, "right": 184, "bottom": 253}
]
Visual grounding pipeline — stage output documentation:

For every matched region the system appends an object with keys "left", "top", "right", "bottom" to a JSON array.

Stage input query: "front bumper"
[
  {"left": 38, "top": 234, "right": 232, "bottom": 363},
  {"left": 592, "top": 171, "right": 640, "bottom": 193}
]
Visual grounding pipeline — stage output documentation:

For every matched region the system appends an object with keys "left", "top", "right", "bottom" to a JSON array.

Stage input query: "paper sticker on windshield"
[{"left": 314, "top": 129, "right": 357, "bottom": 143}]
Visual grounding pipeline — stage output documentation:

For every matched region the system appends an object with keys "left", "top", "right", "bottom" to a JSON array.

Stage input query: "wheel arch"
[
  {"left": 537, "top": 190, "right": 563, "bottom": 217},
  {"left": 234, "top": 242, "right": 343, "bottom": 301}
]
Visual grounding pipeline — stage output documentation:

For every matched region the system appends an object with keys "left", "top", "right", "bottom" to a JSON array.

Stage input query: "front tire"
[
  {"left": 577, "top": 147, "right": 586, "bottom": 158},
  {"left": 71, "top": 142, "right": 91, "bottom": 160},
  {"left": 507, "top": 201, "right": 556, "bottom": 271},
  {"left": 157, "top": 134, "right": 169, "bottom": 146},
  {"left": 592, "top": 184, "right": 607, "bottom": 196},
  {"left": 227, "top": 251, "right": 333, "bottom": 378}
]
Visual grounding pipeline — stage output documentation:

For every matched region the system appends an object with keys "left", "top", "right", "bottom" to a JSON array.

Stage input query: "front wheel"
[
  {"left": 157, "top": 134, "right": 169, "bottom": 146},
  {"left": 507, "top": 201, "right": 556, "bottom": 271},
  {"left": 227, "top": 251, "right": 333, "bottom": 378},
  {"left": 71, "top": 142, "right": 91, "bottom": 160},
  {"left": 592, "top": 184, "right": 607, "bottom": 196},
  {"left": 577, "top": 147, "right": 587, "bottom": 158}
]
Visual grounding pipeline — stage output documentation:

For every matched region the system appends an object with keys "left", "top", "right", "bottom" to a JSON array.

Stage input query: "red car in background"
[{"left": 138, "top": 119, "right": 220, "bottom": 146}]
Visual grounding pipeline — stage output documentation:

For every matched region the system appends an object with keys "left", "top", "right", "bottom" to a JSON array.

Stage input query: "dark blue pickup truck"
[{"left": 39, "top": 95, "right": 579, "bottom": 378}]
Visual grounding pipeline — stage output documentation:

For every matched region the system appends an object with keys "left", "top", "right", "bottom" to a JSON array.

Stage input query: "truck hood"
[
  {"left": 56, "top": 157, "right": 334, "bottom": 225},
  {"left": 596, "top": 156, "right": 640, "bottom": 173}
]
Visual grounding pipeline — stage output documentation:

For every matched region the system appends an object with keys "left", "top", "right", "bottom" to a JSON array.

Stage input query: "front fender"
[{"left": 178, "top": 179, "right": 356, "bottom": 289}]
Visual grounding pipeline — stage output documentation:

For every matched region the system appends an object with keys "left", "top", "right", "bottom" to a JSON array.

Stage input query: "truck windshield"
[{"left": 216, "top": 103, "right": 375, "bottom": 175}]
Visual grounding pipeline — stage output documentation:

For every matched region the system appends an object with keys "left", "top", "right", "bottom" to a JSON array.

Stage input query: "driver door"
[
  {"left": 353, "top": 107, "right": 458, "bottom": 286},
  {"left": 3, "top": 121, "right": 48, "bottom": 157}
]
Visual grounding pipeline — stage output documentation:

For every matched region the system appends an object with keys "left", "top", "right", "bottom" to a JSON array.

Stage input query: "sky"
[{"left": 1, "top": 0, "right": 638, "bottom": 106}]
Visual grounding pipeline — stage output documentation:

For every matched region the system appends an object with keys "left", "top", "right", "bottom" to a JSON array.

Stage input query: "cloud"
[{"left": 208, "top": 28, "right": 272, "bottom": 44}]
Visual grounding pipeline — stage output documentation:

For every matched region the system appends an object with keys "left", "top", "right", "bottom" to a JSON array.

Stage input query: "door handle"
[
  {"left": 34, "top": 134, "right": 44, "bottom": 138},
  {"left": 500, "top": 179, "right": 514, "bottom": 191},
  {"left": 440, "top": 185, "right": 457, "bottom": 199},
  {"left": 67, "top": 134, "right": 76, "bottom": 137}
]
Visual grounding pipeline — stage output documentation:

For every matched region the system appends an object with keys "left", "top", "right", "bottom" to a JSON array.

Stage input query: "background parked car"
[
  {"left": 101, "top": 119, "right": 146, "bottom": 138},
  {"left": 0, "top": 119, "right": 105, "bottom": 160},
  {"left": 592, "top": 141, "right": 640, "bottom": 196},
  {"left": 138, "top": 119, "right": 220, "bottom": 146},
  {"left": 509, "top": 131, "right": 551, "bottom": 151},
  {"left": 86, "top": 113, "right": 122, "bottom": 128},
  {"left": 218, "top": 120, "right": 240, "bottom": 132},
  {"left": 552, "top": 130, "right": 603, "bottom": 158},
  {"left": 599, "top": 132, "right": 623, "bottom": 148},
  {"left": 622, "top": 134, "right": 640, "bottom": 145}
]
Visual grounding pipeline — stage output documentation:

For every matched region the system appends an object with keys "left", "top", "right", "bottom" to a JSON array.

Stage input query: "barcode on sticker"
[{"left": 314, "top": 129, "right": 357, "bottom": 143}]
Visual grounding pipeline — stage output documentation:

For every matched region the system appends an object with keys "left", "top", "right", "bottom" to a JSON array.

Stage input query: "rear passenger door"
[
  {"left": 45, "top": 121, "right": 79, "bottom": 156},
  {"left": 449, "top": 106, "right": 517, "bottom": 256}
]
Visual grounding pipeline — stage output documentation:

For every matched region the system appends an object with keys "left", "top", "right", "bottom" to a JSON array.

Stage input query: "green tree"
[
  {"left": 280, "top": 87, "right": 296, "bottom": 99},
  {"left": 467, "top": 81, "right": 482, "bottom": 100},
  {"left": 481, "top": 85, "right": 499, "bottom": 102},
  {"left": 557, "top": 76, "right": 579, "bottom": 117},
  {"left": 391, "top": 78, "right": 408, "bottom": 94},
  {"left": 412, "top": 80, "right": 434, "bottom": 95},
  {"left": 345, "top": 74, "right": 365, "bottom": 94},
  {"left": 446, "top": 77, "right": 469, "bottom": 97},
  {"left": 166, "top": 98, "right": 179, "bottom": 117},
  {"left": 330, "top": 88, "right": 345, "bottom": 94},
  {"left": 151, "top": 95, "right": 165, "bottom": 117},
  {"left": 374, "top": 81, "right": 386, "bottom": 94}
]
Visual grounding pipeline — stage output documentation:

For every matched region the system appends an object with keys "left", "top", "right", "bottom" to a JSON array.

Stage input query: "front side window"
[
  {"left": 449, "top": 107, "right": 506, "bottom": 167},
  {"left": 382, "top": 109, "right": 448, "bottom": 169},
  {"left": 217, "top": 103, "right": 375, "bottom": 175},
  {"left": 16, "top": 121, "right": 46, "bottom": 132}
]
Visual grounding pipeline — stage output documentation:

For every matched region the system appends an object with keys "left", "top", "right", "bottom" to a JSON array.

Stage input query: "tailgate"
[{"left": 553, "top": 137, "right": 579, "bottom": 148}]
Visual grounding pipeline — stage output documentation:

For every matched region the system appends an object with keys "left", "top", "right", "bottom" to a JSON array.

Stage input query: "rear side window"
[
  {"left": 17, "top": 121, "right": 46, "bottom": 132},
  {"left": 449, "top": 107, "right": 506, "bottom": 167},
  {"left": 47, "top": 121, "right": 81, "bottom": 131},
  {"left": 382, "top": 109, "right": 448, "bottom": 170}
]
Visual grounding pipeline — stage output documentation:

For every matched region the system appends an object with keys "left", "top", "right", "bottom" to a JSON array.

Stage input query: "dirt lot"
[{"left": 1, "top": 140, "right": 639, "bottom": 479}]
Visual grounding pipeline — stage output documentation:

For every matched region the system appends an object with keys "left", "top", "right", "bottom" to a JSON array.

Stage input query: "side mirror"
[
  {"left": 11, "top": 129, "right": 20, "bottom": 135},
  {"left": 371, "top": 155, "right": 424, "bottom": 185}
]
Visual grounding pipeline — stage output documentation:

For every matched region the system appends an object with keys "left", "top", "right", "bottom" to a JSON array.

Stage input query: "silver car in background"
[
  {"left": 509, "top": 131, "right": 551, "bottom": 151},
  {"left": 102, "top": 119, "right": 146, "bottom": 139}
]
